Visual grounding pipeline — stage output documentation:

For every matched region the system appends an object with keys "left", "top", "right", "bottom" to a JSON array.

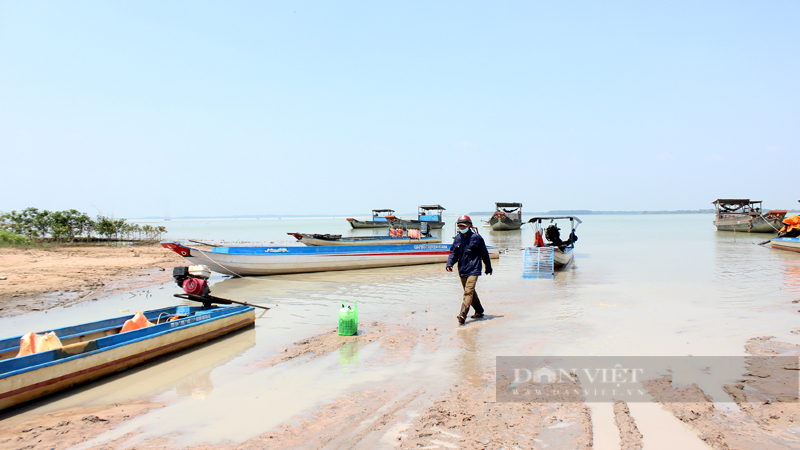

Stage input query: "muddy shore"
[{"left": 1, "top": 244, "right": 800, "bottom": 449}]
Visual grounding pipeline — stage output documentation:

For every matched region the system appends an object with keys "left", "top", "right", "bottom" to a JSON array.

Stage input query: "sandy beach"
[{"left": 1, "top": 227, "right": 800, "bottom": 449}]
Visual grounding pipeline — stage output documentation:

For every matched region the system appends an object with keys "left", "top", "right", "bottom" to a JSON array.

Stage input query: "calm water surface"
[{"left": 2, "top": 214, "right": 799, "bottom": 446}]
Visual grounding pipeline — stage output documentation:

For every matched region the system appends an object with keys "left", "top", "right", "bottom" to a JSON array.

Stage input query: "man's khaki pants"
[{"left": 459, "top": 275, "right": 484, "bottom": 317}]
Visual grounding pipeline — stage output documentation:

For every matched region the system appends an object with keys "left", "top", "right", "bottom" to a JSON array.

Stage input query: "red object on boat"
[
  {"left": 534, "top": 230, "right": 544, "bottom": 247},
  {"left": 183, "top": 278, "right": 208, "bottom": 296}
]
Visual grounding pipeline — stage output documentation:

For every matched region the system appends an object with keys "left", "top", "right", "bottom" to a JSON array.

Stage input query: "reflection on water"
[
  {"left": 782, "top": 261, "right": 800, "bottom": 296},
  {"left": 488, "top": 228, "right": 524, "bottom": 249},
  {"left": 339, "top": 341, "right": 359, "bottom": 369},
  {"left": 175, "top": 367, "right": 215, "bottom": 400}
]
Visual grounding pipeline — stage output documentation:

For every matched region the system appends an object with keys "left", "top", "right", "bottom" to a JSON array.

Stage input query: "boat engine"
[
  {"left": 545, "top": 225, "right": 563, "bottom": 246},
  {"left": 173, "top": 265, "right": 211, "bottom": 297}
]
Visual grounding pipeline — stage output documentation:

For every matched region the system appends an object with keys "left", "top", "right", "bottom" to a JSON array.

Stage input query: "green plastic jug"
[{"left": 338, "top": 300, "right": 358, "bottom": 336}]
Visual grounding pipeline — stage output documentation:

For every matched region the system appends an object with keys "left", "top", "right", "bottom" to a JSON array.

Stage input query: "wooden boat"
[
  {"left": 523, "top": 216, "right": 581, "bottom": 279},
  {"left": 712, "top": 199, "right": 785, "bottom": 233},
  {"left": 162, "top": 241, "right": 500, "bottom": 276},
  {"left": 0, "top": 304, "right": 255, "bottom": 411},
  {"left": 488, "top": 202, "right": 523, "bottom": 230},
  {"left": 287, "top": 232, "right": 441, "bottom": 246},
  {"left": 346, "top": 209, "right": 401, "bottom": 229},
  {"left": 770, "top": 237, "right": 800, "bottom": 253},
  {"left": 391, "top": 205, "right": 446, "bottom": 230}
]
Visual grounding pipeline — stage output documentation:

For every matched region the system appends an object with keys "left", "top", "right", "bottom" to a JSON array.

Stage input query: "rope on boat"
[
  {"left": 155, "top": 312, "right": 172, "bottom": 324},
  {"left": 758, "top": 213, "right": 782, "bottom": 233},
  {"left": 193, "top": 247, "right": 246, "bottom": 278}
]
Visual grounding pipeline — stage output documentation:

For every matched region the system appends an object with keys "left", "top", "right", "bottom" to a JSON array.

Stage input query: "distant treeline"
[
  {"left": 469, "top": 209, "right": 717, "bottom": 215},
  {"left": 0, "top": 208, "right": 167, "bottom": 244}
]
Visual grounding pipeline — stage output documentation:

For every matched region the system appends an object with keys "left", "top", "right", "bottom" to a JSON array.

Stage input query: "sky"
[{"left": 1, "top": 1, "right": 798, "bottom": 218}]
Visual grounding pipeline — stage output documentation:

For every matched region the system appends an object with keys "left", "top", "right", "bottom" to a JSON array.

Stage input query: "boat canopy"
[
  {"left": 372, "top": 209, "right": 395, "bottom": 214},
  {"left": 418, "top": 205, "right": 445, "bottom": 211},
  {"left": 495, "top": 202, "right": 522, "bottom": 208},
  {"left": 712, "top": 199, "right": 762, "bottom": 212},
  {"left": 527, "top": 216, "right": 582, "bottom": 225}
]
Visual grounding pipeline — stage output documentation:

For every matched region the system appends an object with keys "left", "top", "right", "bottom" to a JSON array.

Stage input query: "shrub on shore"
[
  {"left": 0, "top": 229, "right": 31, "bottom": 245},
  {"left": 0, "top": 208, "right": 167, "bottom": 244}
]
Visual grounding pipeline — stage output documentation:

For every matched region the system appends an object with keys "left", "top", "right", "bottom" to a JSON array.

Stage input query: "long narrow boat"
[
  {"left": 488, "top": 202, "right": 523, "bottom": 230},
  {"left": 287, "top": 232, "right": 442, "bottom": 246},
  {"left": 162, "top": 241, "right": 500, "bottom": 276},
  {"left": 770, "top": 237, "right": 800, "bottom": 253},
  {"left": 346, "top": 209, "right": 401, "bottom": 229},
  {"left": 0, "top": 304, "right": 254, "bottom": 411},
  {"left": 712, "top": 199, "right": 785, "bottom": 233}
]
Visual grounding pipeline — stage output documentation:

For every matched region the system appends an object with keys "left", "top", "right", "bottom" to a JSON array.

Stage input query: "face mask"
[{"left": 458, "top": 227, "right": 469, "bottom": 234}]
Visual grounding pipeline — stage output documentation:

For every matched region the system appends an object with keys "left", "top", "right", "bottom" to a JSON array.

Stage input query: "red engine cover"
[{"left": 183, "top": 277, "right": 207, "bottom": 296}]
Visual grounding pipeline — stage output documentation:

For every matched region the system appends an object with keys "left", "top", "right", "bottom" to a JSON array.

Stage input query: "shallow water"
[{"left": 2, "top": 214, "right": 799, "bottom": 446}]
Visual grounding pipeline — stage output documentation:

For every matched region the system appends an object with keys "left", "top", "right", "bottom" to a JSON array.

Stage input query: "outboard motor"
[
  {"left": 173, "top": 265, "right": 212, "bottom": 297},
  {"left": 545, "top": 225, "right": 563, "bottom": 246},
  {"left": 420, "top": 222, "right": 430, "bottom": 237}
]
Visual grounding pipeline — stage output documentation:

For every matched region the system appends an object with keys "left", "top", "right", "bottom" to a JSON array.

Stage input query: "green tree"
[
  {"left": 156, "top": 225, "right": 167, "bottom": 241},
  {"left": 30, "top": 208, "right": 53, "bottom": 240}
]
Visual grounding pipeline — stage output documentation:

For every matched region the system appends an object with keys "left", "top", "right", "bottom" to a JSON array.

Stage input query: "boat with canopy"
[{"left": 523, "top": 216, "right": 581, "bottom": 279}]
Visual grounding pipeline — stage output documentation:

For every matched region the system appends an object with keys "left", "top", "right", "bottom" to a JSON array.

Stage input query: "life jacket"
[
  {"left": 534, "top": 230, "right": 545, "bottom": 247},
  {"left": 121, "top": 311, "right": 154, "bottom": 333},
  {"left": 17, "top": 331, "right": 63, "bottom": 357}
]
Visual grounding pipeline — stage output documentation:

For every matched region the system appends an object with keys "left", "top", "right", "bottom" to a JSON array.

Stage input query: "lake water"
[{"left": 2, "top": 213, "right": 799, "bottom": 447}]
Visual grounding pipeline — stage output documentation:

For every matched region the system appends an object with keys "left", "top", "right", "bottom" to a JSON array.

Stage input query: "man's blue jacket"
[{"left": 446, "top": 230, "right": 493, "bottom": 277}]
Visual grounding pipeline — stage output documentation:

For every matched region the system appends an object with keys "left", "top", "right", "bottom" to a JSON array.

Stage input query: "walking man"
[{"left": 446, "top": 215, "right": 493, "bottom": 325}]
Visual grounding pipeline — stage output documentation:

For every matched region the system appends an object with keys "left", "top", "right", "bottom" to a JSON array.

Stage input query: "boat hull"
[
  {"left": 714, "top": 214, "right": 784, "bottom": 233},
  {"left": 553, "top": 247, "right": 574, "bottom": 267},
  {"left": 162, "top": 242, "right": 500, "bottom": 276},
  {"left": 0, "top": 305, "right": 254, "bottom": 411},
  {"left": 347, "top": 219, "right": 391, "bottom": 229},
  {"left": 489, "top": 216, "right": 522, "bottom": 230},
  {"left": 291, "top": 233, "right": 442, "bottom": 246},
  {"left": 771, "top": 237, "right": 800, "bottom": 253}
]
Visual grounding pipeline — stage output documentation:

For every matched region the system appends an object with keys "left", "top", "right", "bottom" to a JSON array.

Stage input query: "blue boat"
[
  {"left": 162, "top": 241, "right": 501, "bottom": 276},
  {"left": 0, "top": 304, "right": 255, "bottom": 411}
]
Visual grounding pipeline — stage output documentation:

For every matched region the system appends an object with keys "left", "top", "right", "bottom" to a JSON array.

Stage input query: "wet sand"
[
  {"left": 3, "top": 218, "right": 800, "bottom": 449},
  {"left": 0, "top": 245, "right": 185, "bottom": 317}
]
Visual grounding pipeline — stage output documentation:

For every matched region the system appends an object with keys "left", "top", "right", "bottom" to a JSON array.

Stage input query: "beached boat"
[
  {"left": 346, "top": 209, "right": 401, "bottom": 229},
  {"left": 0, "top": 304, "right": 254, "bottom": 411},
  {"left": 523, "top": 216, "right": 581, "bottom": 279},
  {"left": 712, "top": 199, "right": 785, "bottom": 233},
  {"left": 488, "top": 202, "right": 523, "bottom": 230},
  {"left": 161, "top": 241, "right": 500, "bottom": 276},
  {"left": 287, "top": 232, "right": 441, "bottom": 246},
  {"left": 391, "top": 205, "right": 446, "bottom": 230}
]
